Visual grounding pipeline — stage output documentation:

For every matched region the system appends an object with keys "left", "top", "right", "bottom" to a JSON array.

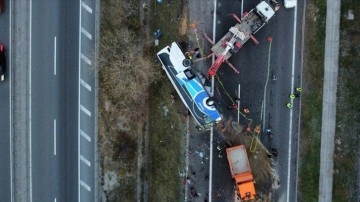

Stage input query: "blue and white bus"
[{"left": 157, "top": 42, "right": 222, "bottom": 129}]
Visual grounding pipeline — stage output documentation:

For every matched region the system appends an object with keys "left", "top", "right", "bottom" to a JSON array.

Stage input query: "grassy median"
[
  {"left": 99, "top": 0, "right": 188, "bottom": 201},
  {"left": 332, "top": 1, "right": 360, "bottom": 201},
  {"left": 148, "top": 0, "right": 189, "bottom": 201},
  {"left": 298, "top": 0, "right": 326, "bottom": 201},
  {"left": 299, "top": 0, "right": 360, "bottom": 201}
]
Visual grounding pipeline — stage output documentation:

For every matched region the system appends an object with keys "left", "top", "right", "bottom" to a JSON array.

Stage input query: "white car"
[{"left": 284, "top": 0, "right": 296, "bottom": 8}]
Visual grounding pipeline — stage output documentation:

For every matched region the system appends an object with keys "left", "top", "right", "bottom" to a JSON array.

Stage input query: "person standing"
[
  {"left": 295, "top": 87, "right": 302, "bottom": 97},
  {"left": 286, "top": 103, "right": 293, "bottom": 109},
  {"left": 228, "top": 103, "right": 238, "bottom": 110}
]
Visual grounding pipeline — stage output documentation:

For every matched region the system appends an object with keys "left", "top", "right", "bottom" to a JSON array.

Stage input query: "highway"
[
  {"left": 0, "top": 0, "right": 98, "bottom": 201},
  {"left": 213, "top": 1, "right": 304, "bottom": 201},
  {"left": 30, "top": 0, "right": 98, "bottom": 201},
  {"left": 0, "top": 0, "right": 12, "bottom": 201},
  {"left": 30, "top": 0, "right": 78, "bottom": 201},
  {"left": 187, "top": 0, "right": 304, "bottom": 201}
]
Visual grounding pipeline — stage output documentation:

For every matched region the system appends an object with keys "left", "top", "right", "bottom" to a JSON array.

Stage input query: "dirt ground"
[{"left": 216, "top": 118, "right": 277, "bottom": 201}]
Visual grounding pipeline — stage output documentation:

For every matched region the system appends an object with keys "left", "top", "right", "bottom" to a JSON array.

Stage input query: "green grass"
[
  {"left": 298, "top": 0, "right": 326, "bottom": 201},
  {"left": 332, "top": 1, "right": 360, "bottom": 201},
  {"left": 148, "top": 79, "right": 187, "bottom": 202},
  {"left": 147, "top": 1, "right": 188, "bottom": 201},
  {"left": 151, "top": 0, "right": 183, "bottom": 50},
  {"left": 299, "top": 0, "right": 360, "bottom": 201}
]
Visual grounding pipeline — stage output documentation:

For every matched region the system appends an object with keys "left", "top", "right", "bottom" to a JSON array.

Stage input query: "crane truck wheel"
[
  {"left": 182, "top": 59, "right": 192, "bottom": 67},
  {"left": 206, "top": 97, "right": 216, "bottom": 106}
]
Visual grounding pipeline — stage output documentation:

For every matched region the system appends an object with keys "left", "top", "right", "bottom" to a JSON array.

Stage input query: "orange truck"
[{"left": 226, "top": 145, "right": 256, "bottom": 201}]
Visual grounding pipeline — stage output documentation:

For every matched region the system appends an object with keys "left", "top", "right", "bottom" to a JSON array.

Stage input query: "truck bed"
[
  {"left": 211, "top": 10, "right": 263, "bottom": 59},
  {"left": 226, "top": 145, "right": 251, "bottom": 175}
]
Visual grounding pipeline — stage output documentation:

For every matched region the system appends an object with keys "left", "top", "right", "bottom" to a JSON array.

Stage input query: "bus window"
[{"left": 184, "top": 69, "right": 196, "bottom": 80}]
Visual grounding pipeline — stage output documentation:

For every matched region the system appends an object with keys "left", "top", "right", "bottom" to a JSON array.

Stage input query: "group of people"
[
  {"left": 227, "top": 87, "right": 302, "bottom": 111},
  {"left": 286, "top": 87, "right": 302, "bottom": 109},
  {"left": 228, "top": 98, "right": 251, "bottom": 115},
  {"left": 185, "top": 48, "right": 201, "bottom": 60}
]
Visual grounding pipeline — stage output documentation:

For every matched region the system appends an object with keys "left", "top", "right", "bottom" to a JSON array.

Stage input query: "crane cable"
[{"left": 215, "top": 74, "right": 261, "bottom": 152}]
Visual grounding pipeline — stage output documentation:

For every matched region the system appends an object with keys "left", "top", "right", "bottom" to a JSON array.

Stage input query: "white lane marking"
[
  {"left": 210, "top": 0, "right": 217, "bottom": 96},
  {"left": 287, "top": 4, "right": 298, "bottom": 202},
  {"left": 54, "top": 119, "right": 56, "bottom": 155},
  {"left": 237, "top": 84, "right": 241, "bottom": 123},
  {"left": 241, "top": 0, "right": 243, "bottom": 17},
  {"left": 237, "top": 84, "right": 241, "bottom": 122},
  {"left": 81, "top": 27, "right": 92, "bottom": 40},
  {"left": 80, "top": 155, "right": 91, "bottom": 167},
  {"left": 78, "top": 0, "right": 82, "bottom": 200},
  {"left": 80, "top": 105, "right": 92, "bottom": 117},
  {"left": 9, "top": 0, "right": 13, "bottom": 200},
  {"left": 54, "top": 198, "right": 56, "bottom": 202},
  {"left": 80, "top": 79, "right": 92, "bottom": 92},
  {"left": 29, "top": 0, "right": 33, "bottom": 200},
  {"left": 81, "top": 1, "right": 93, "bottom": 14},
  {"left": 209, "top": 126, "right": 214, "bottom": 202},
  {"left": 209, "top": 1, "right": 217, "bottom": 201},
  {"left": 80, "top": 130, "right": 91, "bottom": 142},
  {"left": 54, "top": 36, "right": 57, "bottom": 75},
  {"left": 80, "top": 180, "right": 91, "bottom": 192},
  {"left": 80, "top": 53, "right": 92, "bottom": 66}
]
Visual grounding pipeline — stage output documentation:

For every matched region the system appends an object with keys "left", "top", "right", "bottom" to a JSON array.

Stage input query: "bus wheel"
[
  {"left": 182, "top": 59, "right": 192, "bottom": 67},
  {"left": 206, "top": 97, "right": 216, "bottom": 106}
]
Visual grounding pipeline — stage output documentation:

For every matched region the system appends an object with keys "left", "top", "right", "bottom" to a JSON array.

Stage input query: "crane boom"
[{"left": 206, "top": 1, "right": 275, "bottom": 77}]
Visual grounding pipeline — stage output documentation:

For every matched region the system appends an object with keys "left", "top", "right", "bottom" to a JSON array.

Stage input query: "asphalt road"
[
  {"left": 188, "top": 0, "right": 304, "bottom": 201},
  {"left": 0, "top": 0, "right": 11, "bottom": 201},
  {"left": 31, "top": 0, "right": 78, "bottom": 201},
  {"left": 30, "top": 0, "right": 97, "bottom": 201},
  {"left": 214, "top": 1, "right": 304, "bottom": 201}
]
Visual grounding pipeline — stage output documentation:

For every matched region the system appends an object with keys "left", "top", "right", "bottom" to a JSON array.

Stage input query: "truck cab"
[{"left": 255, "top": 1, "right": 275, "bottom": 22}]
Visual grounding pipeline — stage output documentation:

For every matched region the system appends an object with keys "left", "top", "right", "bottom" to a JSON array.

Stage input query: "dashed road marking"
[
  {"left": 80, "top": 180, "right": 91, "bottom": 192},
  {"left": 81, "top": 1, "right": 93, "bottom": 14},
  {"left": 54, "top": 119, "right": 57, "bottom": 155},
  {"left": 80, "top": 53, "right": 92, "bottom": 66},
  {"left": 80, "top": 155, "right": 91, "bottom": 167},
  {"left": 80, "top": 130, "right": 91, "bottom": 142},
  {"left": 54, "top": 36, "right": 57, "bottom": 75},
  {"left": 81, "top": 27, "right": 92, "bottom": 40},
  {"left": 80, "top": 79, "right": 92, "bottom": 92},
  {"left": 80, "top": 105, "right": 92, "bottom": 117}
]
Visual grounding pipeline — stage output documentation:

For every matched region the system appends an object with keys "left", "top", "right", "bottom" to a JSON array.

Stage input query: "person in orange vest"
[{"left": 228, "top": 103, "right": 238, "bottom": 110}]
